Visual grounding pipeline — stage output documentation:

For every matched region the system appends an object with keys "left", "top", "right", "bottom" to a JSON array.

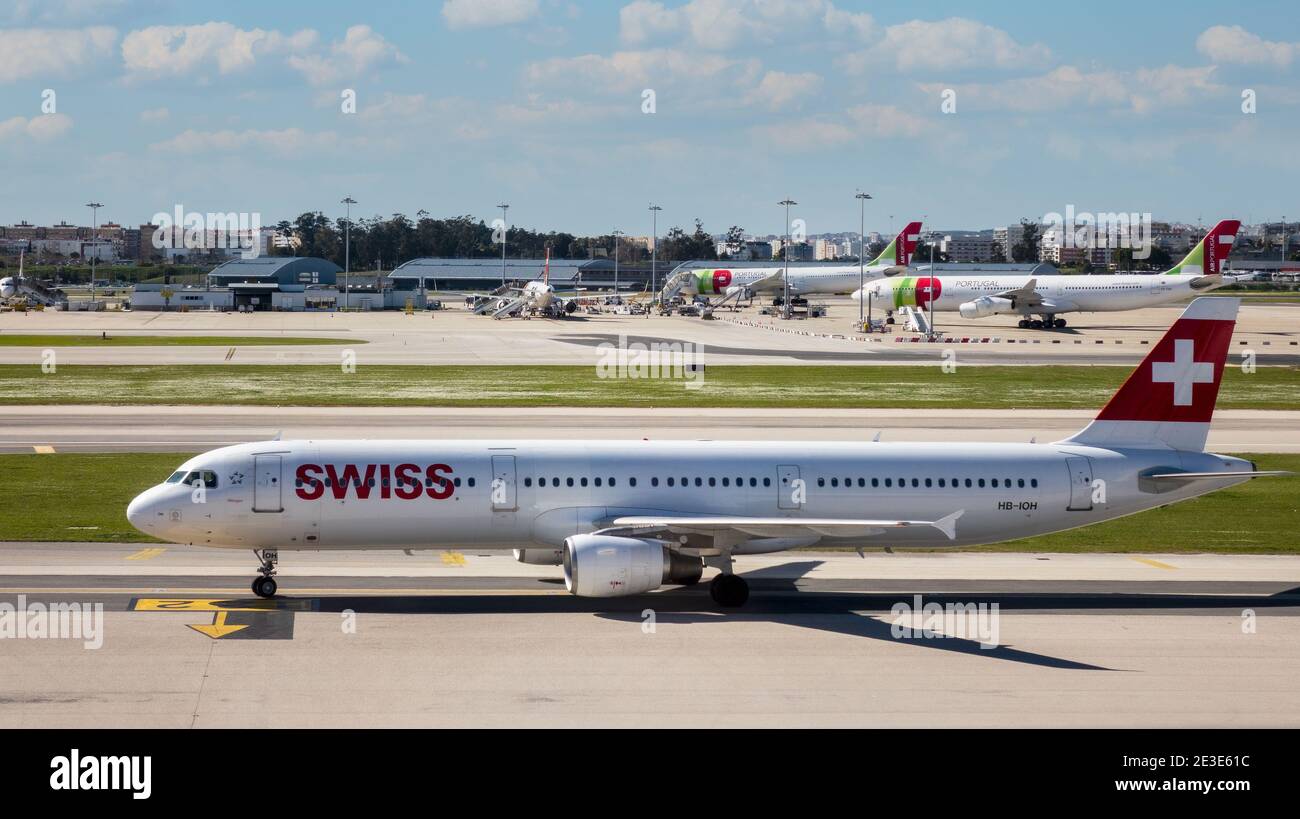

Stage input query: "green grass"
[
  {"left": 0, "top": 364, "right": 1296, "bottom": 409},
  {"left": 1, "top": 452, "right": 1295, "bottom": 552},
  {"left": 0, "top": 335, "right": 355, "bottom": 347}
]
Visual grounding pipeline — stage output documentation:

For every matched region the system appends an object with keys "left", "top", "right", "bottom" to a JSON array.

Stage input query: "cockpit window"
[
  {"left": 165, "top": 470, "right": 187, "bottom": 484},
  {"left": 184, "top": 470, "right": 218, "bottom": 489}
]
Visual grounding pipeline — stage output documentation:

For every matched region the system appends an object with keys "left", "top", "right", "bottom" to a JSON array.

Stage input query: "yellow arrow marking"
[
  {"left": 440, "top": 550, "right": 467, "bottom": 566},
  {"left": 132, "top": 598, "right": 284, "bottom": 612},
  {"left": 188, "top": 611, "right": 248, "bottom": 639},
  {"left": 125, "top": 547, "right": 166, "bottom": 561},
  {"left": 1132, "top": 557, "right": 1176, "bottom": 570},
  {"left": 33, "top": 445, "right": 55, "bottom": 454}
]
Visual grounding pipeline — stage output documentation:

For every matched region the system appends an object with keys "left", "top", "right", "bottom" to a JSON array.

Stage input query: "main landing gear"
[
  {"left": 252, "top": 549, "right": 278, "bottom": 598},
  {"left": 709, "top": 574, "right": 749, "bottom": 607},
  {"left": 1018, "top": 315, "right": 1067, "bottom": 330}
]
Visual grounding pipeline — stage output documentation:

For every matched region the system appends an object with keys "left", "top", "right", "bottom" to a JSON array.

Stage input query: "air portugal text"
[{"left": 295, "top": 463, "right": 456, "bottom": 501}]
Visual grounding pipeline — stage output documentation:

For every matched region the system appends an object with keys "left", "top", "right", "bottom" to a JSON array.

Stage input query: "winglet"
[{"left": 932, "top": 509, "right": 964, "bottom": 541}]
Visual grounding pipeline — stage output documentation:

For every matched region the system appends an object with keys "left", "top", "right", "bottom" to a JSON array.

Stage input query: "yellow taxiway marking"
[
  {"left": 187, "top": 611, "right": 248, "bottom": 639},
  {"left": 1132, "top": 557, "right": 1176, "bottom": 570},
  {"left": 133, "top": 597, "right": 281, "bottom": 612},
  {"left": 125, "top": 547, "right": 166, "bottom": 561},
  {"left": 32, "top": 445, "right": 55, "bottom": 454},
  {"left": 440, "top": 550, "right": 467, "bottom": 566}
]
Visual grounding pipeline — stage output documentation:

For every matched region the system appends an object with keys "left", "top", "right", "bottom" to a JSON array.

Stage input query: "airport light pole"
[
  {"left": 649, "top": 204, "right": 661, "bottom": 300},
  {"left": 855, "top": 191, "right": 871, "bottom": 329},
  {"left": 497, "top": 203, "right": 510, "bottom": 287},
  {"left": 341, "top": 196, "right": 356, "bottom": 310},
  {"left": 612, "top": 229, "right": 623, "bottom": 300},
  {"left": 85, "top": 201, "right": 102, "bottom": 304},
  {"left": 779, "top": 198, "right": 796, "bottom": 319}
]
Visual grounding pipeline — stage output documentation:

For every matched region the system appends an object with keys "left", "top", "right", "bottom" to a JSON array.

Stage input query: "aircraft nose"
[{"left": 126, "top": 492, "right": 155, "bottom": 533}]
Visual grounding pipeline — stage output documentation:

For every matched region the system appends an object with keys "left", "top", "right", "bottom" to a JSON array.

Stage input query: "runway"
[
  {"left": 2, "top": 405, "right": 1297, "bottom": 452},
  {"left": 1, "top": 545, "right": 1297, "bottom": 727}
]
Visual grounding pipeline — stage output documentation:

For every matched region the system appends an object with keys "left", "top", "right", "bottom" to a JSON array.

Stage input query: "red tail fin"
[
  {"left": 1062, "top": 297, "right": 1238, "bottom": 451},
  {"left": 897, "top": 221, "right": 922, "bottom": 266}
]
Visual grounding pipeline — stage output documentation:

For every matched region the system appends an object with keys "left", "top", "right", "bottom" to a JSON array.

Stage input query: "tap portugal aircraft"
[
  {"left": 851, "top": 220, "right": 1241, "bottom": 329},
  {"left": 680, "top": 221, "right": 922, "bottom": 300},
  {"left": 127, "top": 297, "right": 1284, "bottom": 607}
]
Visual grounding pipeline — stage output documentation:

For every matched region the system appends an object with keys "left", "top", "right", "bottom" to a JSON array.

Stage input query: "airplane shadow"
[{"left": 208, "top": 562, "right": 1300, "bottom": 672}]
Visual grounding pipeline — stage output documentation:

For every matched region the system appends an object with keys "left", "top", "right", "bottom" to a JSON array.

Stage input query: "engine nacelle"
[
  {"left": 562, "top": 535, "right": 702, "bottom": 598},
  {"left": 562, "top": 299, "right": 578, "bottom": 314},
  {"left": 958, "top": 296, "right": 1014, "bottom": 319},
  {"left": 513, "top": 548, "right": 563, "bottom": 566}
]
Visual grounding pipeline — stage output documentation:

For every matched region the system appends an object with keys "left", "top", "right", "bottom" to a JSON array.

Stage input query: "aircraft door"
[
  {"left": 776, "top": 464, "right": 803, "bottom": 510},
  {"left": 253, "top": 454, "right": 283, "bottom": 513},
  {"left": 1065, "top": 456, "right": 1093, "bottom": 511},
  {"left": 491, "top": 455, "right": 518, "bottom": 511}
]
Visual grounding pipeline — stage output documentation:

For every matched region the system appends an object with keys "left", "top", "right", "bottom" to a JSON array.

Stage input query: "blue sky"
[{"left": 1, "top": 0, "right": 1297, "bottom": 238}]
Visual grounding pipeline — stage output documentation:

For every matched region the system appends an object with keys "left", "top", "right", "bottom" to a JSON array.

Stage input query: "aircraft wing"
[
  {"left": 994, "top": 278, "right": 1043, "bottom": 309},
  {"left": 601, "top": 510, "right": 962, "bottom": 541}
]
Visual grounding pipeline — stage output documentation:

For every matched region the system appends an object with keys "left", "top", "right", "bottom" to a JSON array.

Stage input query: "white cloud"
[
  {"left": 287, "top": 25, "right": 407, "bottom": 85},
  {"left": 149, "top": 127, "right": 340, "bottom": 155},
  {"left": 745, "top": 70, "right": 821, "bottom": 109},
  {"left": 442, "top": 0, "right": 540, "bottom": 30},
  {"left": 618, "top": 0, "right": 828, "bottom": 50},
  {"left": 822, "top": 4, "right": 874, "bottom": 40},
  {"left": 1196, "top": 25, "right": 1296, "bottom": 68},
  {"left": 0, "top": 26, "right": 117, "bottom": 83},
  {"left": 841, "top": 18, "right": 1051, "bottom": 74},
  {"left": 752, "top": 103, "right": 924, "bottom": 150},
  {"left": 620, "top": 1, "right": 682, "bottom": 45},
  {"left": 140, "top": 106, "right": 169, "bottom": 122},
  {"left": 525, "top": 47, "right": 759, "bottom": 94},
  {"left": 920, "top": 64, "right": 1220, "bottom": 114},
  {"left": 0, "top": 113, "right": 74, "bottom": 142},
  {"left": 121, "top": 22, "right": 317, "bottom": 77}
]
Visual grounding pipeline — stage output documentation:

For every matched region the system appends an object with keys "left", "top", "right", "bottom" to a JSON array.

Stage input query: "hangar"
[{"left": 129, "top": 257, "right": 343, "bottom": 311}]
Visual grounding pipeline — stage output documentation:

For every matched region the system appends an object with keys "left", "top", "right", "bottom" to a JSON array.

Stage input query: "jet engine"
[
  {"left": 562, "top": 534, "right": 703, "bottom": 598},
  {"left": 513, "top": 548, "right": 563, "bottom": 565},
  {"left": 562, "top": 299, "right": 578, "bottom": 314},
  {"left": 0, "top": 277, "right": 14, "bottom": 299},
  {"left": 958, "top": 296, "right": 1014, "bottom": 319}
]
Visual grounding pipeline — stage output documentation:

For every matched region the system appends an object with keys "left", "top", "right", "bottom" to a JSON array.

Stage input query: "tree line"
[{"left": 273, "top": 212, "right": 722, "bottom": 270}]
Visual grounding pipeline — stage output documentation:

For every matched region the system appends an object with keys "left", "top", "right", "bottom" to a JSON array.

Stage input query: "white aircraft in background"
[
  {"left": 0, "top": 250, "right": 23, "bottom": 299},
  {"left": 127, "top": 296, "right": 1284, "bottom": 607},
  {"left": 469, "top": 248, "right": 579, "bottom": 318},
  {"left": 851, "top": 220, "right": 1241, "bottom": 329},
  {"left": 676, "top": 221, "right": 922, "bottom": 301}
]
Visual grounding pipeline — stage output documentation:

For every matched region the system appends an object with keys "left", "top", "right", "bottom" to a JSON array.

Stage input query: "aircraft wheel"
[
  {"left": 1054, "top": 318, "right": 1067, "bottom": 329},
  {"left": 709, "top": 574, "right": 749, "bottom": 607},
  {"left": 1030, "top": 319, "right": 1044, "bottom": 329},
  {"left": 1017, "top": 319, "right": 1029, "bottom": 329},
  {"left": 253, "top": 576, "right": 278, "bottom": 599}
]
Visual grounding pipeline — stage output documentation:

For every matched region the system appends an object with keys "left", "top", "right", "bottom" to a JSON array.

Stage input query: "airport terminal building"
[{"left": 130, "top": 257, "right": 344, "bottom": 311}]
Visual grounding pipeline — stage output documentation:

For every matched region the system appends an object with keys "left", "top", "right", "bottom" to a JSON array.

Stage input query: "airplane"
[
  {"left": 468, "top": 248, "right": 579, "bottom": 319},
  {"left": 673, "top": 221, "right": 922, "bottom": 302},
  {"left": 126, "top": 296, "right": 1285, "bottom": 607},
  {"left": 0, "top": 250, "right": 23, "bottom": 299},
  {"left": 850, "top": 220, "right": 1241, "bottom": 329}
]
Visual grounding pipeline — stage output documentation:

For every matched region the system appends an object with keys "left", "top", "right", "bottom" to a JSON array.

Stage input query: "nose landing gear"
[{"left": 252, "top": 549, "right": 278, "bottom": 598}]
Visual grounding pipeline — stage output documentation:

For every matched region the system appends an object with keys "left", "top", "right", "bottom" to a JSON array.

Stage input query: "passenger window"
[
  {"left": 552, "top": 478, "right": 560, "bottom": 487},
  {"left": 763, "top": 478, "right": 771, "bottom": 487},
  {"left": 1018, "top": 479, "right": 1025, "bottom": 488},
  {"left": 468, "top": 478, "right": 476, "bottom": 487},
  {"left": 819, "top": 478, "right": 826, "bottom": 487},
  {"left": 694, "top": 477, "right": 702, "bottom": 487},
  {"left": 1031, "top": 478, "right": 1038, "bottom": 488},
  {"left": 651, "top": 477, "right": 659, "bottom": 487},
  {"left": 978, "top": 479, "right": 985, "bottom": 488},
  {"left": 524, "top": 478, "right": 532, "bottom": 487},
  {"left": 667, "top": 477, "right": 675, "bottom": 487},
  {"left": 722, "top": 477, "right": 729, "bottom": 487},
  {"left": 708, "top": 477, "right": 716, "bottom": 487},
  {"left": 580, "top": 477, "right": 588, "bottom": 487},
  {"left": 566, "top": 478, "right": 574, "bottom": 487}
]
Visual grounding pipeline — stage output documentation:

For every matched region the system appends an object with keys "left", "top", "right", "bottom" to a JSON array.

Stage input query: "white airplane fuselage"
[
  {"left": 683, "top": 265, "right": 898, "bottom": 299},
  {"left": 853, "top": 272, "right": 1223, "bottom": 318},
  {"left": 127, "top": 438, "right": 1251, "bottom": 553}
]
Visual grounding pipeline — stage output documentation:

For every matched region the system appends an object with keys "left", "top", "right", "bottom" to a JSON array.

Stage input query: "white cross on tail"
[{"left": 1151, "top": 338, "right": 1215, "bottom": 406}]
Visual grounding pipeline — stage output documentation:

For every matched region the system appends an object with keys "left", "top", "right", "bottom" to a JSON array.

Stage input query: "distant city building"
[{"left": 941, "top": 234, "right": 996, "bottom": 263}]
